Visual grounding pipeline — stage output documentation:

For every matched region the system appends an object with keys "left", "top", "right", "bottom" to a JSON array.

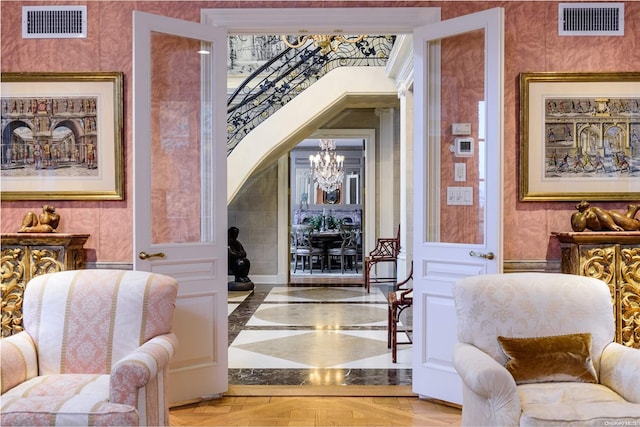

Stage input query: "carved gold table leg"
[
  {"left": 1, "top": 248, "right": 27, "bottom": 337},
  {"left": 621, "top": 247, "right": 640, "bottom": 349}
]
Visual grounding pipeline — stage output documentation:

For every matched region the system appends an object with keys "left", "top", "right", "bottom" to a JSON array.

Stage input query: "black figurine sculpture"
[{"left": 228, "top": 226, "right": 254, "bottom": 291}]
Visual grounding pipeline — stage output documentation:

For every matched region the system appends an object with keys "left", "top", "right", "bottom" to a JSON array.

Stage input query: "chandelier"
[
  {"left": 281, "top": 34, "right": 366, "bottom": 54},
  {"left": 309, "top": 139, "right": 344, "bottom": 193}
]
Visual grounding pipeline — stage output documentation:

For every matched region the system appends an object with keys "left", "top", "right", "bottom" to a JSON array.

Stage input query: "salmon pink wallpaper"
[
  {"left": 1, "top": 1, "right": 637, "bottom": 265},
  {"left": 439, "top": 29, "right": 484, "bottom": 245},
  {"left": 150, "top": 34, "right": 204, "bottom": 244}
]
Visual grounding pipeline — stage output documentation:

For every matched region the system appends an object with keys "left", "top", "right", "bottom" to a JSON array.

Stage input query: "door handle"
[
  {"left": 469, "top": 250, "right": 494, "bottom": 260},
  {"left": 139, "top": 251, "right": 166, "bottom": 260}
]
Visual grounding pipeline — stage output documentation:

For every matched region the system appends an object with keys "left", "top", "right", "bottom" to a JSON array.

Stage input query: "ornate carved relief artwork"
[
  {"left": 556, "top": 232, "right": 640, "bottom": 349},
  {"left": 1, "top": 247, "right": 26, "bottom": 337},
  {"left": 620, "top": 247, "right": 640, "bottom": 347},
  {"left": 1, "top": 233, "right": 89, "bottom": 337}
]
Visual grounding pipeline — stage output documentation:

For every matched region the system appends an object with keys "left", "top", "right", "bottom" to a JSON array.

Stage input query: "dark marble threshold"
[{"left": 229, "top": 368, "right": 412, "bottom": 386}]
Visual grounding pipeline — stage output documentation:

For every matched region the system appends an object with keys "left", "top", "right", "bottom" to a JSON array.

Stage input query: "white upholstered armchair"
[
  {"left": 1, "top": 269, "right": 178, "bottom": 426},
  {"left": 452, "top": 272, "right": 640, "bottom": 426}
]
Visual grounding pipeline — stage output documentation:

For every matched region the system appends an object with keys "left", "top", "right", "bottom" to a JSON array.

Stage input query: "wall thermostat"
[{"left": 452, "top": 137, "right": 474, "bottom": 157}]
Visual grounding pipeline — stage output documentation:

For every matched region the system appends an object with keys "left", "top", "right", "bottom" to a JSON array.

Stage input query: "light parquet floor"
[
  {"left": 170, "top": 394, "right": 461, "bottom": 427},
  {"left": 170, "top": 273, "right": 462, "bottom": 426}
]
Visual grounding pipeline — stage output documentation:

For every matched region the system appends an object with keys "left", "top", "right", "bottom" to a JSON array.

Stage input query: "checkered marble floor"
[{"left": 228, "top": 285, "right": 412, "bottom": 386}]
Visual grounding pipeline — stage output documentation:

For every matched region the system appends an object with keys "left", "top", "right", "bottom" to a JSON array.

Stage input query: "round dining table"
[{"left": 312, "top": 230, "right": 342, "bottom": 270}]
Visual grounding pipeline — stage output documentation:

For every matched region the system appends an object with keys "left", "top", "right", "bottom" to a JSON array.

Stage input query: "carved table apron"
[
  {"left": 1, "top": 233, "right": 89, "bottom": 337},
  {"left": 554, "top": 231, "right": 640, "bottom": 348}
]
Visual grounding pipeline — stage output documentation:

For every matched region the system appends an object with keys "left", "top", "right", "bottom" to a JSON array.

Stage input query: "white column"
[
  {"left": 375, "top": 107, "right": 397, "bottom": 280},
  {"left": 376, "top": 108, "right": 396, "bottom": 238},
  {"left": 277, "top": 154, "right": 289, "bottom": 284},
  {"left": 397, "top": 82, "right": 413, "bottom": 281}
]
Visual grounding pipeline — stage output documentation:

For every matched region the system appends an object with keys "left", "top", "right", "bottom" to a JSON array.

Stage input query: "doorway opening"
[
  {"left": 289, "top": 137, "right": 364, "bottom": 283},
  {"left": 211, "top": 9, "right": 433, "bottom": 392}
]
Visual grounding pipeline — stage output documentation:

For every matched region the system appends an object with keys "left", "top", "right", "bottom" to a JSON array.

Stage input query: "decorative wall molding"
[
  {"left": 503, "top": 259, "right": 561, "bottom": 273},
  {"left": 84, "top": 262, "right": 133, "bottom": 270}
]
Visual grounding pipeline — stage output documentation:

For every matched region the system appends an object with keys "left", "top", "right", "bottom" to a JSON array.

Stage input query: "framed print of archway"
[{"left": 1, "top": 72, "right": 123, "bottom": 200}]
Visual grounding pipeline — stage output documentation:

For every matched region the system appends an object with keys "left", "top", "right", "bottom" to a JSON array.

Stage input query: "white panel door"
[
  {"left": 133, "top": 11, "right": 228, "bottom": 405},
  {"left": 412, "top": 8, "right": 504, "bottom": 404}
]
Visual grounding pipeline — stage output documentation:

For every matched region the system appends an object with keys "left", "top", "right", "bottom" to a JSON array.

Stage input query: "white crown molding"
[
  {"left": 203, "top": 6, "right": 441, "bottom": 121},
  {"left": 201, "top": 7, "right": 440, "bottom": 34},
  {"left": 386, "top": 34, "right": 416, "bottom": 91}
]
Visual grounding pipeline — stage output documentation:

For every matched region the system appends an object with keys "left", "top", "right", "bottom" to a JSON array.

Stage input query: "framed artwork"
[
  {"left": 519, "top": 72, "right": 640, "bottom": 201},
  {"left": 314, "top": 187, "right": 342, "bottom": 205},
  {"left": 1, "top": 72, "right": 124, "bottom": 200},
  {"left": 322, "top": 188, "right": 341, "bottom": 204}
]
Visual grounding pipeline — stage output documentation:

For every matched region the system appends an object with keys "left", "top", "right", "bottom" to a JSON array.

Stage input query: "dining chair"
[
  {"left": 388, "top": 261, "right": 413, "bottom": 363},
  {"left": 289, "top": 228, "right": 297, "bottom": 263},
  {"left": 364, "top": 224, "right": 400, "bottom": 293},
  {"left": 291, "top": 224, "right": 324, "bottom": 274},
  {"left": 328, "top": 226, "right": 359, "bottom": 273}
]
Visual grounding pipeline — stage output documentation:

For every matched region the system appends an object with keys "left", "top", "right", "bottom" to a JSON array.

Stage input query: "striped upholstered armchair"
[{"left": 0, "top": 269, "right": 178, "bottom": 426}]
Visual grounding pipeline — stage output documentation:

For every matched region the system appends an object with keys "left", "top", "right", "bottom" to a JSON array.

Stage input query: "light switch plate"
[
  {"left": 454, "top": 163, "right": 466, "bottom": 182},
  {"left": 452, "top": 123, "right": 471, "bottom": 135},
  {"left": 447, "top": 186, "right": 473, "bottom": 205}
]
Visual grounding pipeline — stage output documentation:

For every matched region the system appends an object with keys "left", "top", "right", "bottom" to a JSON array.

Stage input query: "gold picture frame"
[
  {"left": 519, "top": 72, "right": 640, "bottom": 201},
  {"left": 1, "top": 72, "right": 124, "bottom": 200}
]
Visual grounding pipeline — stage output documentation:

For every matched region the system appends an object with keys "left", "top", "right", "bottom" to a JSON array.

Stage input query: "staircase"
[
  {"left": 226, "top": 36, "right": 399, "bottom": 202},
  {"left": 227, "top": 66, "right": 398, "bottom": 202}
]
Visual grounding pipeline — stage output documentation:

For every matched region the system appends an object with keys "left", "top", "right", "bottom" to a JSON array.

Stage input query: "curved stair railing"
[{"left": 226, "top": 35, "right": 395, "bottom": 154}]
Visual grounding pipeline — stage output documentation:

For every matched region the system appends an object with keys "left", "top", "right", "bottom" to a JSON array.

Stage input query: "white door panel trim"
[
  {"left": 133, "top": 10, "right": 228, "bottom": 405},
  {"left": 412, "top": 7, "right": 504, "bottom": 405}
]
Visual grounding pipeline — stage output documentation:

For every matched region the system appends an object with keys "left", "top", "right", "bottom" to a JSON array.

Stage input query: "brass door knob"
[
  {"left": 138, "top": 251, "right": 166, "bottom": 260},
  {"left": 469, "top": 250, "right": 495, "bottom": 260}
]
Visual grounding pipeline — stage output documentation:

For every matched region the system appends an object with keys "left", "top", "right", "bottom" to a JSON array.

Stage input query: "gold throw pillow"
[{"left": 497, "top": 333, "right": 598, "bottom": 385}]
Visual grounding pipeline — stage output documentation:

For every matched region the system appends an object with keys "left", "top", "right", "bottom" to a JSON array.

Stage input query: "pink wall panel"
[
  {"left": 503, "top": 2, "right": 636, "bottom": 260},
  {"left": 1, "top": 1, "right": 638, "bottom": 264},
  {"left": 439, "top": 29, "right": 484, "bottom": 245}
]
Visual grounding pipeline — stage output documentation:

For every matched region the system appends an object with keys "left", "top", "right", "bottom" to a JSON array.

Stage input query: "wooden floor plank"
[{"left": 170, "top": 392, "right": 462, "bottom": 426}]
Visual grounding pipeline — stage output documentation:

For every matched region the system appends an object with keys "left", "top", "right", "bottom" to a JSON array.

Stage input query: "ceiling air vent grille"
[
  {"left": 559, "top": 3, "right": 624, "bottom": 36},
  {"left": 22, "top": 6, "right": 87, "bottom": 39}
]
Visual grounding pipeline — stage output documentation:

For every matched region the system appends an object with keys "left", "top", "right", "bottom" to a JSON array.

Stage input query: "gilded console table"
[
  {"left": 1, "top": 233, "right": 89, "bottom": 337},
  {"left": 554, "top": 231, "right": 640, "bottom": 349}
]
